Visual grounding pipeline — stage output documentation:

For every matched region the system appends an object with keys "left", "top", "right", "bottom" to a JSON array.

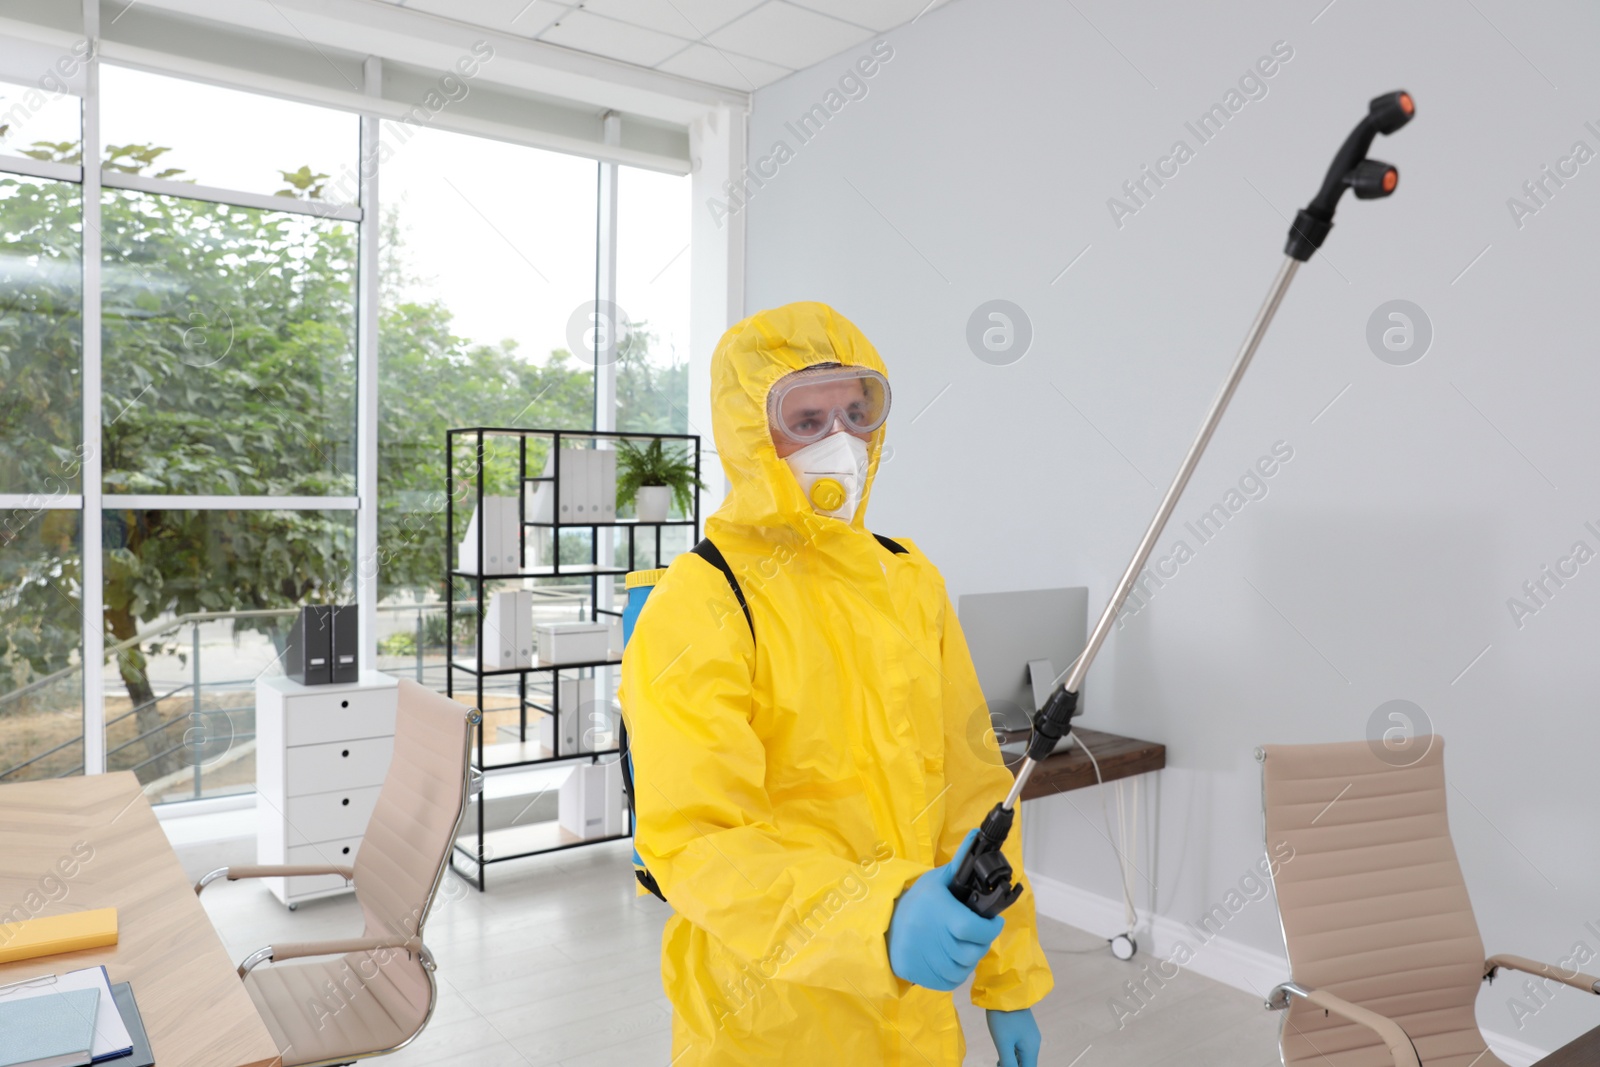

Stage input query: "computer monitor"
[{"left": 958, "top": 587, "right": 1089, "bottom": 759}]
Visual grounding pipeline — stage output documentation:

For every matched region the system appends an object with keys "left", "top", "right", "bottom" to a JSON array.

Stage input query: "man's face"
[{"left": 769, "top": 377, "right": 877, "bottom": 459}]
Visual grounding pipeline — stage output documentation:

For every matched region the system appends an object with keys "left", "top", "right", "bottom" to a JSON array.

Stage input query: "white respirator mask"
[{"left": 783, "top": 429, "right": 870, "bottom": 520}]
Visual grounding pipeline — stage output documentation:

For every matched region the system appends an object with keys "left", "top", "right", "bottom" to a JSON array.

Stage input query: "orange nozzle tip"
[
  {"left": 1399, "top": 93, "right": 1414, "bottom": 114},
  {"left": 1382, "top": 169, "right": 1398, "bottom": 192}
]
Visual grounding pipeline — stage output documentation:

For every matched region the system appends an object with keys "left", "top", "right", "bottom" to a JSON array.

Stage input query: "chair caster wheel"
[{"left": 1110, "top": 933, "right": 1137, "bottom": 961}]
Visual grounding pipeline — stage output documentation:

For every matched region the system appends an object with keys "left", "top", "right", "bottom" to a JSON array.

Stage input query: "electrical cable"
[
  {"left": 1072, "top": 730, "right": 1140, "bottom": 951},
  {"left": 1114, "top": 777, "right": 1139, "bottom": 932}
]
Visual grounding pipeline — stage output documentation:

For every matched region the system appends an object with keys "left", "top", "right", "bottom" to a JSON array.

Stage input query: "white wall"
[{"left": 742, "top": 0, "right": 1600, "bottom": 1055}]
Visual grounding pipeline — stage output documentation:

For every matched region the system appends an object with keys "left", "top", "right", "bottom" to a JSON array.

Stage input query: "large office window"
[
  {"left": 101, "top": 191, "right": 357, "bottom": 495},
  {"left": 101, "top": 508, "right": 354, "bottom": 801},
  {"left": 0, "top": 80, "right": 80, "bottom": 160},
  {"left": 0, "top": 59, "right": 693, "bottom": 803},
  {"left": 98, "top": 67, "right": 358, "bottom": 205},
  {"left": 0, "top": 512, "right": 83, "bottom": 782},
  {"left": 374, "top": 123, "right": 598, "bottom": 684},
  {"left": 615, "top": 165, "right": 691, "bottom": 436},
  {"left": 609, "top": 165, "right": 694, "bottom": 568},
  {"left": 1, "top": 122, "right": 86, "bottom": 783},
  {"left": 0, "top": 175, "right": 82, "bottom": 494},
  {"left": 88, "top": 70, "right": 359, "bottom": 800},
  {"left": 0, "top": 65, "right": 364, "bottom": 798}
]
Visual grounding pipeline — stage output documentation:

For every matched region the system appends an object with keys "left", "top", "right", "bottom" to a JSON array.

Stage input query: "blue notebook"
[{"left": 0, "top": 986, "right": 98, "bottom": 1067}]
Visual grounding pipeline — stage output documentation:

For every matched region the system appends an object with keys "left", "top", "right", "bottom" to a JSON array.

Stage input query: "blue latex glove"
[
  {"left": 987, "top": 1007, "right": 1041, "bottom": 1067},
  {"left": 887, "top": 830, "right": 1006, "bottom": 991}
]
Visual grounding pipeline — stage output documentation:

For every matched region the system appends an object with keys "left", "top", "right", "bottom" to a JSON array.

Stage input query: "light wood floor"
[{"left": 198, "top": 840, "right": 1284, "bottom": 1066}]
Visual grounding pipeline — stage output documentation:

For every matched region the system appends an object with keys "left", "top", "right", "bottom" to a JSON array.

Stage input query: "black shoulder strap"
[
  {"left": 627, "top": 538, "right": 750, "bottom": 907},
  {"left": 873, "top": 533, "right": 909, "bottom": 555},
  {"left": 689, "top": 536, "right": 902, "bottom": 635},
  {"left": 691, "top": 538, "right": 753, "bottom": 642}
]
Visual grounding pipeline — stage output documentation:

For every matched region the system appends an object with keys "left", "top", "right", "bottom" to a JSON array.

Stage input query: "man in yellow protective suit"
[{"left": 620, "top": 301, "right": 1053, "bottom": 1065}]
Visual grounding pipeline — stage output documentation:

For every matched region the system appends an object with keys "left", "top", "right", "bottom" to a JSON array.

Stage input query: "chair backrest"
[
  {"left": 1261, "top": 737, "right": 1490, "bottom": 1066},
  {"left": 353, "top": 679, "right": 473, "bottom": 947}
]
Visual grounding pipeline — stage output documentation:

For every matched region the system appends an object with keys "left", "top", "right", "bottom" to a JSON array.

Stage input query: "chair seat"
[
  {"left": 244, "top": 951, "right": 431, "bottom": 1067},
  {"left": 1282, "top": 1004, "right": 1511, "bottom": 1067}
]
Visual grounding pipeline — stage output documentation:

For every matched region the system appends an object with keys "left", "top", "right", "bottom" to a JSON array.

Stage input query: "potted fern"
[{"left": 617, "top": 438, "right": 703, "bottom": 523}]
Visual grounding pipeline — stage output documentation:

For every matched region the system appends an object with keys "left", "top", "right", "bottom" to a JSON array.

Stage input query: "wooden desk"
[
  {"left": 1539, "top": 1023, "right": 1600, "bottom": 1066},
  {"left": 0, "top": 772, "right": 281, "bottom": 1067},
  {"left": 1009, "top": 727, "right": 1166, "bottom": 801}
]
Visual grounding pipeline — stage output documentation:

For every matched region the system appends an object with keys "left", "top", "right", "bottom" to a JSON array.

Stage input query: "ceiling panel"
[
  {"left": 578, "top": 0, "right": 766, "bottom": 39},
  {"left": 655, "top": 41, "right": 791, "bottom": 91},
  {"left": 401, "top": 0, "right": 571, "bottom": 37},
  {"left": 382, "top": 0, "right": 959, "bottom": 94},
  {"left": 787, "top": 0, "right": 953, "bottom": 32},
  {"left": 706, "top": 0, "right": 874, "bottom": 69},
  {"left": 538, "top": 8, "right": 689, "bottom": 67}
]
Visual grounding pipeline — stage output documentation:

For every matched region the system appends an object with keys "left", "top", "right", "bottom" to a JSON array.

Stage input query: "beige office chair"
[
  {"left": 1258, "top": 737, "right": 1599, "bottom": 1067},
  {"left": 196, "top": 679, "right": 478, "bottom": 1067}
]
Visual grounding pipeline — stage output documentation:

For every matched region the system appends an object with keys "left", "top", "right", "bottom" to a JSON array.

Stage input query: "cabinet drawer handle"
[
  {"left": 341, "top": 749, "right": 350, "bottom": 757},
  {"left": 341, "top": 798, "right": 350, "bottom": 806},
  {"left": 341, "top": 700, "right": 349, "bottom": 708},
  {"left": 342, "top": 846, "right": 351, "bottom": 855}
]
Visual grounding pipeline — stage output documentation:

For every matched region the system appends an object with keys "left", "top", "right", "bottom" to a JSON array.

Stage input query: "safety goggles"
[{"left": 766, "top": 365, "right": 892, "bottom": 445}]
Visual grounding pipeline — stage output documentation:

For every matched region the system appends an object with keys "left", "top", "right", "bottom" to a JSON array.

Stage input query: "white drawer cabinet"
[{"left": 256, "top": 671, "right": 398, "bottom": 907}]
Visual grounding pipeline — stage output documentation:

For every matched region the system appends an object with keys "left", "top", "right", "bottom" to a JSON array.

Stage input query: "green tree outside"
[{"left": 0, "top": 140, "right": 689, "bottom": 785}]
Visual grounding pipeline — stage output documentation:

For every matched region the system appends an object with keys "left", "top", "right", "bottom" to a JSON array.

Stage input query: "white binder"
[
  {"left": 536, "top": 675, "right": 591, "bottom": 754},
  {"left": 483, "top": 590, "right": 516, "bottom": 669},
  {"left": 529, "top": 461, "right": 554, "bottom": 524},
  {"left": 458, "top": 506, "right": 479, "bottom": 573},
  {"left": 498, "top": 496, "right": 521, "bottom": 573},
  {"left": 459, "top": 499, "right": 511, "bottom": 574},
  {"left": 559, "top": 759, "right": 624, "bottom": 839},
  {"left": 514, "top": 589, "right": 533, "bottom": 668},
  {"left": 597, "top": 447, "right": 617, "bottom": 522},
  {"left": 553, "top": 448, "right": 583, "bottom": 525}
]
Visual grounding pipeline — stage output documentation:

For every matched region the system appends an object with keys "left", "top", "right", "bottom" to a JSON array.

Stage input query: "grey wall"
[{"left": 743, "top": 0, "right": 1600, "bottom": 1051}]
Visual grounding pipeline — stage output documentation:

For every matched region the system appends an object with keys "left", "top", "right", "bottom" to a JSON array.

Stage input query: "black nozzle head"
[
  {"left": 1368, "top": 90, "right": 1415, "bottom": 135},
  {"left": 1345, "top": 158, "right": 1400, "bottom": 199},
  {"left": 1289, "top": 90, "right": 1415, "bottom": 258}
]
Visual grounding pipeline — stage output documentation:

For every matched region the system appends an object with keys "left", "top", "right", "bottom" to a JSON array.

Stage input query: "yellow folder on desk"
[{"left": 0, "top": 908, "right": 118, "bottom": 965}]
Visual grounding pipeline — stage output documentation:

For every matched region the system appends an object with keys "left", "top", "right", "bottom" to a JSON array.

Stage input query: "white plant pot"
[{"left": 635, "top": 485, "right": 672, "bottom": 523}]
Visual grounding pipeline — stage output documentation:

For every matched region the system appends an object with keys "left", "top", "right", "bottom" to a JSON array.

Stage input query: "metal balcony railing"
[{"left": 0, "top": 597, "right": 574, "bottom": 795}]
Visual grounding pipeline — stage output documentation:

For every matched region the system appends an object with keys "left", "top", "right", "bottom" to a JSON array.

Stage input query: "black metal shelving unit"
[{"left": 444, "top": 426, "right": 701, "bottom": 890}]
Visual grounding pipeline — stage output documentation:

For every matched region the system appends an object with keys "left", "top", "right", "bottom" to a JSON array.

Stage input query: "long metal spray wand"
[
  {"left": 1002, "top": 254, "right": 1298, "bottom": 810},
  {"left": 950, "top": 90, "right": 1417, "bottom": 919}
]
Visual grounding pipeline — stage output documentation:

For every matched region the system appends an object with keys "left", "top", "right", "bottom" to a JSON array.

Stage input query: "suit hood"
[{"left": 705, "top": 302, "right": 888, "bottom": 538}]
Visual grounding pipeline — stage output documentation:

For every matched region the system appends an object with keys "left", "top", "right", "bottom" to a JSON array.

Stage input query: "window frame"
[
  {"left": 0, "top": 5, "right": 752, "bottom": 804},
  {"left": 0, "top": 28, "right": 621, "bottom": 787}
]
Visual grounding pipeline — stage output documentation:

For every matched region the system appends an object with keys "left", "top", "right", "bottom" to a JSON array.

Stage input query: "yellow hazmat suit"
[{"left": 620, "top": 301, "right": 1053, "bottom": 1065}]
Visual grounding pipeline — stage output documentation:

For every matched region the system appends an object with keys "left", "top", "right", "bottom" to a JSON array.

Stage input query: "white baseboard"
[
  {"left": 1024, "top": 869, "right": 1550, "bottom": 1067},
  {"left": 1026, "top": 868, "right": 1290, "bottom": 995}
]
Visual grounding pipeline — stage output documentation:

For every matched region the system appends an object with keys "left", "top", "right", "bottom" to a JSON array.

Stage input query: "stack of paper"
[
  {"left": 0, "top": 966, "right": 133, "bottom": 1066},
  {"left": 458, "top": 497, "right": 521, "bottom": 574},
  {"left": 529, "top": 446, "right": 618, "bottom": 526},
  {"left": 482, "top": 590, "right": 533, "bottom": 670}
]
